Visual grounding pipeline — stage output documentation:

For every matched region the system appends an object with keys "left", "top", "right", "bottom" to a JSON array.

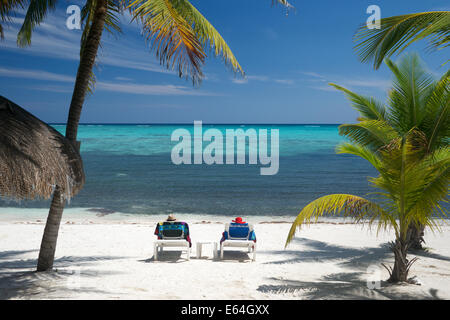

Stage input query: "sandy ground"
[{"left": 0, "top": 219, "right": 449, "bottom": 300}]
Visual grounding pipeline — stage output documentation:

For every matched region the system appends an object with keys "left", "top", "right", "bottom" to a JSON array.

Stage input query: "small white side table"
[{"left": 196, "top": 242, "right": 218, "bottom": 259}]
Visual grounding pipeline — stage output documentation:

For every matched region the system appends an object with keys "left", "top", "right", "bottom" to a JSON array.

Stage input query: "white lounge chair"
[
  {"left": 220, "top": 223, "right": 256, "bottom": 261},
  {"left": 154, "top": 222, "right": 191, "bottom": 261}
]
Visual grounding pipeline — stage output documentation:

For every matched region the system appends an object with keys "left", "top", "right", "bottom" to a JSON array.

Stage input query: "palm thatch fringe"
[{"left": 0, "top": 95, "right": 85, "bottom": 201}]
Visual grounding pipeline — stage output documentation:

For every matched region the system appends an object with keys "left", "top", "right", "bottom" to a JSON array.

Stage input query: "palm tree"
[
  {"left": 285, "top": 55, "right": 449, "bottom": 283},
  {"left": 333, "top": 53, "right": 449, "bottom": 250},
  {"left": 354, "top": 11, "right": 450, "bottom": 69},
  {"left": 10, "top": 0, "right": 293, "bottom": 271},
  {"left": 354, "top": 9, "right": 450, "bottom": 247}
]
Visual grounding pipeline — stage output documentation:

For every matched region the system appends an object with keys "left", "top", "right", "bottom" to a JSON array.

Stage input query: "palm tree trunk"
[
  {"left": 387, "top": 239, "right": 417, "bottom": 283},
  {"left": 66, "top": 0, "right": 107, "bottom": 143},
  {"left": 388, "top": 240, "right": 409, "bottom": 282},
  {"left": 36, "top": 0, "right": 107, "bottom": 272},
  {"left": 407, "top": 223, "right": 425, "bottom": 250},
  {"left": 36, "top": 187, "right": 65, "bottom": 271}
]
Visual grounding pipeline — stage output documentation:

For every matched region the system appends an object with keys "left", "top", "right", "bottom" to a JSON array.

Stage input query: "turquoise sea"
[{"left": 0, "top": 124, "right": 377, "bottom": 217}]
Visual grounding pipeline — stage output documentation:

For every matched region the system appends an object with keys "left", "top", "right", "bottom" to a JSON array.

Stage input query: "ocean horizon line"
[{"left": 50, "top": 123, "right": 343, "bottom": 126}]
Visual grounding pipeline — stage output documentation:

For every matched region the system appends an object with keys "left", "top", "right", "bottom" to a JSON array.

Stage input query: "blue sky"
[{"left": 1, "top": 0, "right": 449, "bottom": 123}]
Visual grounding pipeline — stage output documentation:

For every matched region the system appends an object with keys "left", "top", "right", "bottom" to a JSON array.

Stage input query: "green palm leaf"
[
  {"left": 0, "top": 0, "right": 27, "bottom": 39},
  {"left": 405, "top": 148, "right": 449, "bottom": 222},
  {"left": 163, "top": 0, "right": 244, "bottom": 75},
  {"left": 421, "top": 70, "right": 450, "bottom": 153},
  {"left": 329, "top": 83, "right": 386, "bottom": 121},
  {"left": 285, "top": 194, "right": 391, "bottom": 247},
  {"left": 338, "top": 120, "right": 399, "bottom": 152},
  {"left": 336, "top": 142, "right": 381, "bottom": 170},
  {"left": 354, "top": 11, "right": 450, "bottom": 69},
  {"left": 17, "top": 0, "right": 57, "bottom": 47},
  {"left": 129, "top": 0, "right": 208, "bottom": 84},
  {"left": 385, "top": 55, "right": 435, "bottom": 133}
]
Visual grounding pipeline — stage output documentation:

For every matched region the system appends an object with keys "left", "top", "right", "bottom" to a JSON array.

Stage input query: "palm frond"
[
  {"left": 338, "top": 120, "right": 399, "bottom": 152},
  {"left": 164, "top": 0, "right": 244, "bottom": 76},
  {"left": 367, "top": 131, "right": 449, "bottom": 238},
  {"left": 421, "top": 69, "right": 450, "bottom": 153},
  {"left": 330, "top": 83, "right": 386, "bottom": 121},
  {"left": 405, "top": 147, "right": 450, "bottom": 223},
  {"left": 1, "top": 0, "right": 27, "bottom": 19},
  {"left": 272, "top": 0, "right": 294, "bottom": 8},
  {"left": 285, "top": 194, "right": 391, "bottom": 247},
  {"left": 0, "top": 0, "right": 27, "bottom": 39},
  {"left": 129, "top": 0, "right": 206, "bottom": 84},
  {"left": 385, "top": 54, "right": 435, "bottom": 133},
  {"left": 17, "top": 0, "right": 57, "bottom": 47},
  {"left": 354, "top": 11, "right": 450, "bottom": 69},
  {"left": 336, "top": 142, "right": 381, "bottom": 170}
]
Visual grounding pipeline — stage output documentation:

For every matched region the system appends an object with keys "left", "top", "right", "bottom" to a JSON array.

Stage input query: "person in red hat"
[{"left": 220, "top": 217, "right": 256, "bottom": 244}]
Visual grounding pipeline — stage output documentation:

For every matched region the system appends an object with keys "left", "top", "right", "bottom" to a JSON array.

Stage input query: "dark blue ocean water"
[{"left": 0, "top": 124, "right": 377, "bottom": 216}]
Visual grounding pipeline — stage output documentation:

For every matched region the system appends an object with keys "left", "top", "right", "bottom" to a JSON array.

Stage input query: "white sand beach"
[{"left": 0, "top": 214, "right": 449, "bottom": 300}]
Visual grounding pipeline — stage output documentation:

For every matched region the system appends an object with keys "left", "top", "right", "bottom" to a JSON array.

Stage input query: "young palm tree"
[
  {"left": 12, "top": 0, "right": 293, "bottom": 271},
  {"left": 354, "top": 11, "right": 450, "bottom": 69},
  {"left": 285, "top": 55, "right": 449, "bottom": 283},
  {"left": 332, "top": 53, "right": 449, "bottom": 250}
]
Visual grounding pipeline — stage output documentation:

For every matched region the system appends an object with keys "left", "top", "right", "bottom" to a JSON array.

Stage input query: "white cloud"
[
  {"left": 30, "top": 85, "right": 73, "bottom": 93},
  {"left": 248, "top": 75, "right": 269, "bottom": 81},
  {"left": 301, "top": 71, "right": 390, "bottom": 92},
  {"left": 308, "top": 85, "right": 337, "bottom": 92},
  {"left": 95, "top": 81, "right": 218, "bottom": 96},
  {"left": 300, "top": 71, "right": 326, "bottom": 79},
  {"left": 114, "top": 76, "right": 133, "bottom": 81},
  {"left": 1, "top": 10, "right": 174, "bottom": 76},
  {"left": 232, "top": 75, "right": 294, "bottom": 85},
  {"left": 275, "top": 79, "right": 294, "bottom": 85},
  {"left": 343, "top": 79, "right": 391, "bottom": 89},
  {"left": 232, "top": 78, "right": 248, "bottom": 84},
  {"left": 0, "top": 67, "right": 75, "bottom": 83},
  {"left": 1, "top": 67, "right": 217, "bottom": 96}
]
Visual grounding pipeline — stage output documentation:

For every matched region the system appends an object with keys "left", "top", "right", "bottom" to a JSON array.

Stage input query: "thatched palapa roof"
[{"left": 0, "top": 95, "right": 85, "bottom": 200}]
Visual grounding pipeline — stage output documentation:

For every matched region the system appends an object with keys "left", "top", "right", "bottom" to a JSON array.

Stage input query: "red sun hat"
[{"left": 232, "top": 217, "right": 246, "bottom": 224}]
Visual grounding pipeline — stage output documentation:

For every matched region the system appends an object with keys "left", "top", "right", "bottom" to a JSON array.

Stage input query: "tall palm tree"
[
  {"left": 354, "top": 11, "right": 450, "bottom": 69},
  {"left": 285, "top": 55, "right": 449, "bottom": 283},
  {"left": 10, "top": 0, "right": 293, "bottom": 271}
]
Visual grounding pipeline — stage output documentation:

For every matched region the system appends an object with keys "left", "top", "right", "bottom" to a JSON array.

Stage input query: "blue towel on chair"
[{"left": 221, "top": 223, "right": 256, "bottom": 243}]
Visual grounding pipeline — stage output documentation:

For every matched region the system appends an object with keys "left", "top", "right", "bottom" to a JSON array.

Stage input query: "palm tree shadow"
[
  {"left": 265, "top": 237, "right": 393, "bottom": 269},
  {"left": 260, "top": 238, "right": 444, "bottom": 299},
  {"left": 0, "top": 250, "right": 126, "bottom": 299},
  {"left": 410, "top": 248, "right": 450, "bottom": 262},
  {"left": 257, "top": 273, "right": 441, "bottom": 300}
]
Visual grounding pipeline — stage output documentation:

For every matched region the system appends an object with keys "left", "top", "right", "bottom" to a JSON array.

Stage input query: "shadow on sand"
[
  {"left": 410, "top": 247, "right": 450, "bottom": 262},
  {"left": 0, "top": 250, "right": 126, "bottom": 299},
  {"left": 139, "top": 250, "right": 187, "bottom": 263},
  {"left": 140, "top": 249, "right": 253, "bottom": 263},
  {"left": 213, "top": 250, "right": 253, "bottom": 263},
  {"left": 258, "top": 237, "right": 445, "bottom": 300},
  {"left": 264, "top": 238, "right": 394, "bottom": 268},
  {"left": 257, "top": 273, "right": 441, "bottom": 300}
]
